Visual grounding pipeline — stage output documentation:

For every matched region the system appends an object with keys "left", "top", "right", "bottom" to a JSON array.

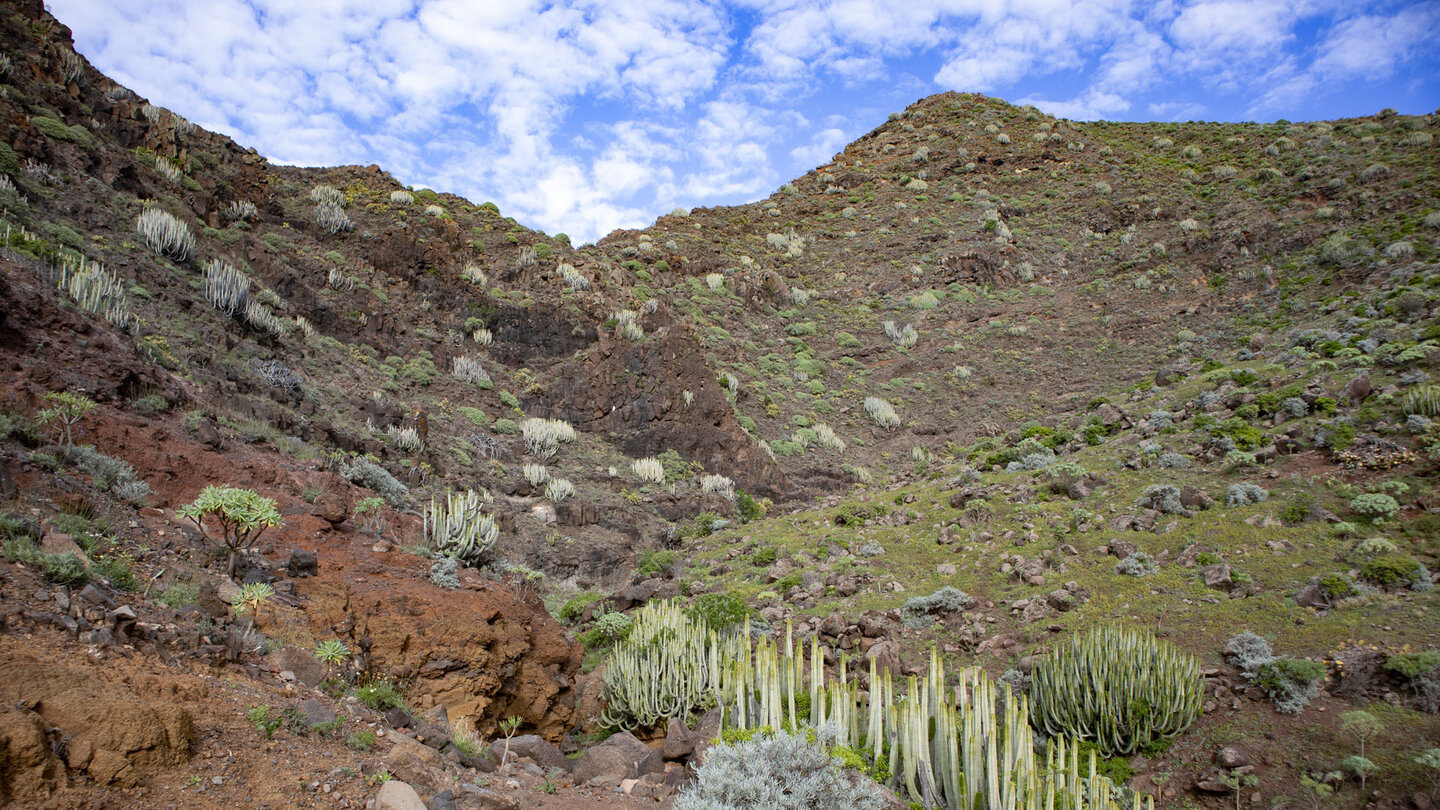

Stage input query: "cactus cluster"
[
  {"left": 452, "top": 355, "right": 491, "bottom": 387},
  {"left": 311, "top": 185, "right": 352, "bottom": 234},
  {"left": 135, "top": 207, "right": 194, "bottom": 261},
  {"left": 425, "top": 489, "right": 498, "bottom": 565},
  {"left": 54, "top": 257, "right": 135, "bottom": 332},
  {"left": 699, "top": 474, "right": 734, "bottom": 500},
  {"left": 204, "top": 258, "right": 250, "bottom": 316},
  {"left": 883, "top": 320, "right": 918, "bottom": 349},
  {"left": 558, "top": 262, "right": 589, "bottom": 290},
  {"left": 603, "top": 601, "right": 1156, "bottom": 809},
  {"left": 1029, "top": 626, "right": 1203, "bottom": 757},
  {"left": 520, "top": 417, "right": 576, "bottom": 460},
  {"left": 864, "top": 396, "right": 900, "bottom": 429},
  {"left": 632, "top": 456, "right": 665, "bottom": 483}
]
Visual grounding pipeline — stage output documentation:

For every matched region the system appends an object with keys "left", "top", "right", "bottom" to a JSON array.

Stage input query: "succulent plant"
[{"left": 1029, "top": 625, "right": 1203, "bottom": 757}]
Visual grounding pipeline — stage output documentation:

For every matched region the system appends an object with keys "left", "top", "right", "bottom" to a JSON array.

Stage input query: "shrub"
[
  {"left": 1114, "top": 552, "right": 1158, "bottom": 577},
  {"left": 135, "top": 208, "right": 193, "bottom": 261},
  {"left": 685, "top": 592, "right": 750, "bottom": 632},
  {"left": 1223, "top": 631, "right": 1276, "bottom": 672},
  {"left": 736, "top": 491, "right": 765, "bottom": 522},
  {"left": 1157, "top": 453, "right": 1190, "bottom": 469},
  {"left": 36, "top": 391, "right": 95, "bottom": 450},
  {"left": 178, "top": 486, "right": 282, "bottom": 578},
  {"left": 2, "top": 536, "right": 89, "bottom": 585},
  {"left": 675, "top": 727, "right": 888, "bottom": 810},
  {"left": 900, "top": 586, "right": 972, "bottom": 628},
  {"left": 1227, "top": 483, "right": 1269, "bottom": 506},
  {"left": 429, "top": 556, "right": 461, "bottom": 589},
  {"left": 1252, "top": 658, "right": 1326, "bottom": 714},
  {"left": 1136, "top": 484, "right": 1184, "bottom": 514},
  {"left": 636, "top": 550, "right": 680, "bottom": 577},
  {"left": 1359, "top": 554, "right": 1427, "bottom": 588},
  {"left": 1350, "top": 493, "right": 1399, "bottom": 522},
  {"left": 1030, "top": 626, "right": 1203, "bottom": 756},
  {"left": 882, "top": 320, "right": 918, "bottom": 349},
  {"left": 354, "top": 680, "right": 406, "bottom": 711},
  {"left": 1223, "top": 450, "right": 1257, "bottom": 471},
  {"left": 1319, "top": 572, "right": 1360, "bottom": 601},
  {"left": 558, "top": 592, "right": 604, "bottom": 622},
  {"left": 67, "top": 445, "right": 149, "bottom": 503},
  {"left": 339, "top": 457, "right": 409, "bottom": 506}
]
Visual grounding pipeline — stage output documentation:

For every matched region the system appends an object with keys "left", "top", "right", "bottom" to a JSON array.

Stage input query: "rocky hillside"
[{"left": 0, "top": 0, "right": 1438, "bottom": 807}]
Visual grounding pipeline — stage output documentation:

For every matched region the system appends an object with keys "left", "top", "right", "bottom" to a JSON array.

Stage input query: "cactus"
[
  {"left": 425, "top": 489, "right": 498, "bottom": 565},
  {"left": 603, "top": 601, "right": 1152, "bottom": 809},
  {"left": 519, "top": 417, "right": 576, "bottom": 460},
  {"left": 699, "top": 474, "right": 734, "bottom": 500},
  {"left": 135, "top": 207, "right": 193, "bottom": 261},
  {"left": 204, "top": 258, "right": 250, "bottom": 316},
  {"left": 631, "top": 456, "right": 665, "bottom": 483},
  {"left": 1029, "top": 625, "right": 1203, "bottom": 757}
]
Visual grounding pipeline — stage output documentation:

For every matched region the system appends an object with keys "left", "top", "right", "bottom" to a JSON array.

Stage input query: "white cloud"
[
  {"left": 47, "top": 0, "right": 1437, "bottom": 242},
  {"left": 790, "top": 127, "right": 849, "bottom": 166},
  {"left": 1022, "top": 90, "right": 1132, "bottom": 121},
  {"left": 1312, "top": 4, "right": 1440, "bottom": 80}
]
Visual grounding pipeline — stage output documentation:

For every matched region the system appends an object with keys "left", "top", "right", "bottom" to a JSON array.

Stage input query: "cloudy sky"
[{"left": 54, "top": 0, "right": 1439, "bottom": 244}]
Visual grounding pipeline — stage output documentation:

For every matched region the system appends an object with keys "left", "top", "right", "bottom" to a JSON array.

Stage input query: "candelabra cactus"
[
  {"left": 1029, "top": 625, "right": 1203, "bottom": 757},
  {"left": 425, "top": 489, "right": 498, "bottom": 565}
]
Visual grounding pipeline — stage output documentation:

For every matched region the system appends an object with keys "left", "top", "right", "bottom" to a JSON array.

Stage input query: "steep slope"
[{"left": 0, "top": 0, "right": 1438, "bottom": 807}]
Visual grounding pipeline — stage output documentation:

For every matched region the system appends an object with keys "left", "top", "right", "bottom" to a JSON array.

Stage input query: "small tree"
[
  {"left": 1343, "top": 755, "right": 1376, "bottom": 794},
  {"left": 354, "top": 496, "right": 386, "bottom": 536},
  {"left": 498, "top": 715, "right": 522, "bottom": 770},
  {"left": 36, "top": 391, "right": 95, "bottom": 451},
  {"left": 1218, "top": 768, "right": 1258, "bottom": 810},
  {"left": 1339, "top": 710, "right": 1382, "bottom": 758},
  {"left": 1339, "top": 710, "right": 1384, "bottom": 795},
  {"left": 179, "top": 486, "right": 283, "bottom": 578}
]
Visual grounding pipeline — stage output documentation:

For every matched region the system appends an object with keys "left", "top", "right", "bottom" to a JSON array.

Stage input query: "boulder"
[
  {"left": 412, "top": 722, "right": 451, "bottom": 750},
  {"left": 457, "top": 784, "right": 518, "bottom": 809},
  {"left": 1046, "top": 590, "right": 1077, "bottom": 612},
  {"left": 1179, "top": 486, "right": 1214, "bottom": 511},
  {"left": 286, "top": 549, "right": 318, "bottom": 578},
  {"left": 374, "top": 780, "right": 427, "bottom": 810},
  {"left": 1215, "top": 746, "right": 1251, "bottom": 769},
  {"left": 1066, "top": 474, "right": 1106, "bottom": 500},
  {"left": 1343, "top": 374, "right": 1371, "bottom": 405},
  {"left": 263, "top": 646, "right": 327, "bottom": 688},
  {"left": 1201, "top": 564, "right": 1233, "bottom": 590},
  {"left": 300, "top": 699, "right": 336, "bottom": 729},
  {"left": 1108, "top": 539, "right": 1139, "bottom": 559},
  {"left": 495, "top": 734, "right": 568, "bottom": 772},
  {"left": 426, "top": 789, "right": 457, "bottom": 810},
  {"left": 312, "top": 492, "right": 349, "bottom": 526},
  {"left": 866, "top": 640, "right": 903, "bottom": 678},
  {"left": 662, "top": 718, "right": 698, "bottom": 761},
  {"left": 571, "top": 745, "right": 634, "bottom": 785}
]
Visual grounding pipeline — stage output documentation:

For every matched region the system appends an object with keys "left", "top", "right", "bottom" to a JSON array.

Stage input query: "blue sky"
[{"left": 53, "top": 0, "right": 1439, "bottom": 244}]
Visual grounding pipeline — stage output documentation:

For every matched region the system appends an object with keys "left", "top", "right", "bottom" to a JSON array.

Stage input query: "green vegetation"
[
  {"left": 178, "top": 486, "right": 283, "bottom": 578},
  {"left": 1030, "top": 626, "right": 1203, "bottom": 756}
]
